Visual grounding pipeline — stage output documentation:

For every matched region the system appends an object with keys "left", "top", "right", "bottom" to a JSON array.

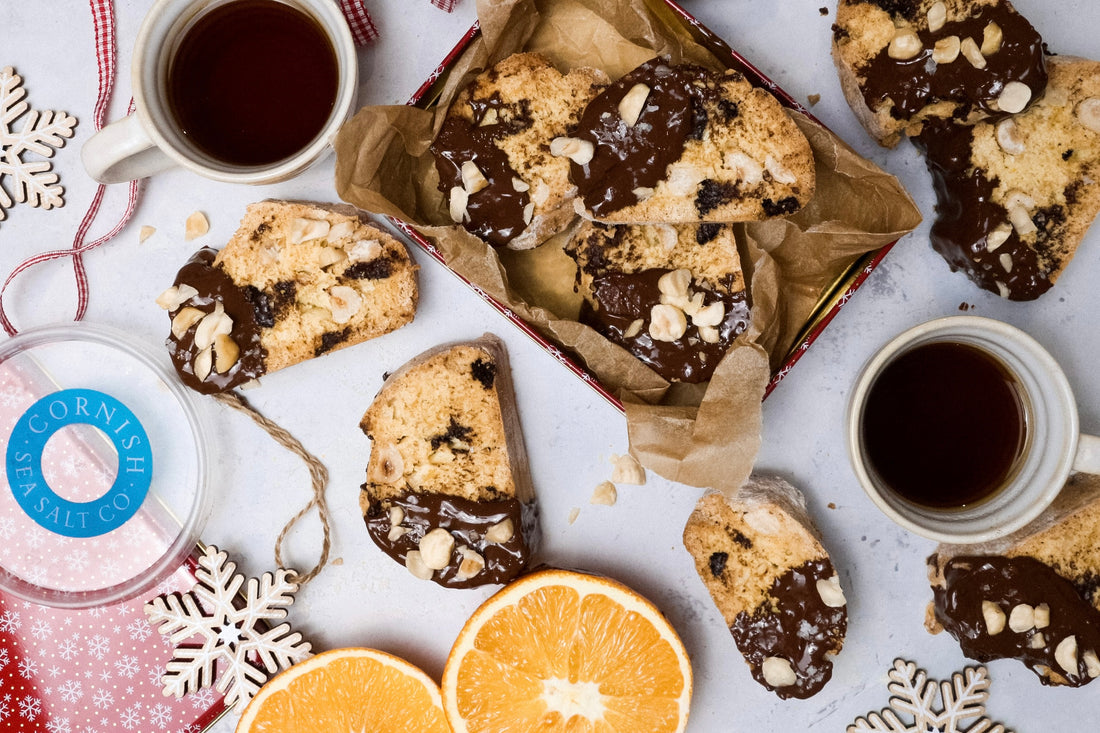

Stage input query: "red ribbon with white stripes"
[{"left": 0, "top": 0, "right": 460, "bottom": 336}]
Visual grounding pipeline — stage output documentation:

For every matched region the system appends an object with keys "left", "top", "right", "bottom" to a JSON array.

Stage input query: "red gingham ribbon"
[
  {"left": 340, "top": 0, "right": 460, "bottom": 46},
  {"left": 0, "top": 0, "right": 141, "bottom": 336}
]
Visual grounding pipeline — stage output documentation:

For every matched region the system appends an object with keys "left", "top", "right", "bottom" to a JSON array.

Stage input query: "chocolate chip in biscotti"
[
  {"left": 359, "top": 335, "right": 538, "bottom": 589},
  {"left": 430, "top": 52, "right": 608, "bottom": 250},
  {"left": 832, "top": 0, "right": 1047, "bottom": 147},
  {"left": 683, "top": 478, "right": 848, "bottom": 699},
  {"left": 566, "top": 57, "right": 815, "bottom": 224},
  {"left": 913, "top": 56, "right": 1100, "bottom": 300},
  {"left": 157, "top": 200, "right": 418, "bottom": 394},
  {"left": 565, "top": 219, "right": 750, "bottom": 383}
]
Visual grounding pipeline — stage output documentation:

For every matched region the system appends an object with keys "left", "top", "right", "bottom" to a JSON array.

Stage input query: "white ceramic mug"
[
  {"left": 81, "top": 0, "right": 358, "bottom": 185},
  {"left": 846, "top": 316, "right": 1100, "bottom": 544}
]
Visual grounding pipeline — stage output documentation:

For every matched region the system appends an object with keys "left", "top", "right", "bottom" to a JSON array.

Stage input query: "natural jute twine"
[{"left": 212, "top": 391, "right": 331, "bottom": 586}]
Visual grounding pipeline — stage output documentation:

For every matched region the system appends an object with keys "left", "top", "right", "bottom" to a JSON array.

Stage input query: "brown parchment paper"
[{"left": 333, "top": 0, "right": 922, "bottom": 495}]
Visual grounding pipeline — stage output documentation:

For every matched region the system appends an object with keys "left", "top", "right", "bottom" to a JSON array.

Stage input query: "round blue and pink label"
[{"left": 5, "top": 389, "right": 153, "bottom": 538}]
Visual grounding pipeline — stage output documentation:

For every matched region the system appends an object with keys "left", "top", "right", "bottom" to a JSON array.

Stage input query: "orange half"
[
  {"left": 236, "top": 647, "right": 452, "bottom": 733},
  {"left": 442, "top": 568, "right": 692, "bottom": 733}
]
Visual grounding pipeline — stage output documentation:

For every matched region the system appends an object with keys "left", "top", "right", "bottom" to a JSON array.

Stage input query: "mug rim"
[
  {"left": 846, "top": 315, "right": 1078, "bottom": 543},
  {"left": 130, "top": 0, "right": 358, "bottom": 184}
]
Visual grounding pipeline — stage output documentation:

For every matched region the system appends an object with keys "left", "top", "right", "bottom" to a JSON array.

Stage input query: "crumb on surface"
[{"left": 807, "top": 93, "right": 821, "bottom": 106}]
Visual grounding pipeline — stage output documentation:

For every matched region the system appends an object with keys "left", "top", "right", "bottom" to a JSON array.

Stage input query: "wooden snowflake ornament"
[
  {"left": 144, "top": 545, "right": 312, "bottom": 711},
  {"left": 0, "top": 66, "right": 77, "bottom": 224},
  {"left": 849, "top": 659, "right": 1013, "bottom": 733}
]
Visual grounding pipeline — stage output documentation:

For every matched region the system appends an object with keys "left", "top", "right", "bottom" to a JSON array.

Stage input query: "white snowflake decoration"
[
  {"left": 144, "top": 545, "right": 312, "bottom": 711},
  {"left": 849, "top": 659, "right": 1013, "bottom": 733},
  {"left": 0, "top": 67, "right": 76, "bottom": 223}
]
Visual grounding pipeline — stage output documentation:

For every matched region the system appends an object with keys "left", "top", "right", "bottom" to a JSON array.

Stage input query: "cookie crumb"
[
  {"left": 185, "top": 211, "right": 209, "bottom": 240},
  {"left": 828, "top": 502, "right": 837, "bottom": 510},
  {"left": 819, "top": 6, "right": 828, "bottom": 15},
  {"left": 568, "top": 507, "right": 581, "bottom": 524},
  {"left": 590, "top": 481, "right": 618, "bottom": 506},
  {"left": 139, "top": 225, "right": 156, "bottom": 243},
  {"left": 330, "top": 557, "right": 344, "bottom": 566},
  {"left": 807, "top": 93, "right": 821, "bottom": 107}
]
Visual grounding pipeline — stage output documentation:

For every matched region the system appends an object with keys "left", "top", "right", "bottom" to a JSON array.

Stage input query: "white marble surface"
[{"left": 3, "top": 0, "right": 1100, "bottom": 730}]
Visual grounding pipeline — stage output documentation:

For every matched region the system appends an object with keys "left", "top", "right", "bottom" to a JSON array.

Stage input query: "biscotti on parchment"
[
  {"left": 359, "top": 335, "right": 538, "bottom": 589},
  {"left": 158, "top": 200, "right": 418, "bottom": 394}
]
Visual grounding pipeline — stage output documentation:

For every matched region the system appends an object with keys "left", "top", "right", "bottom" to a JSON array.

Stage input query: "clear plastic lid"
[{"left": 0, "top": 323, "right": 210, "bottom": 608}]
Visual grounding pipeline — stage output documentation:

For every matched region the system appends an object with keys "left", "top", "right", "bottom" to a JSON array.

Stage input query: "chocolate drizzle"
[
  {"left": 579, "top": 268, "right": 750, "bottom": 383},
  {"left": 859, "top": 3, "right": 1046, "bottom": 122},
  {"left": 730, "top": 559, "right": 847, "bottom": 699},
  {"left": 914, "top": 119, "right": 1051, "bottom": 299},
  {"left": 363, "top": 490, "right": 536, "bottom": 589},
  {"left": 931, "top": 555, "right": 1100, "bottom": 687},
  {"left": 165, "top": 248, "right": 266, "bottom": 394},
  {"left": 569, "top": 59, "right": 727, "bottom": 216},
  {"left": 431, "top": 93, "right": 533, "bottom": 247}
]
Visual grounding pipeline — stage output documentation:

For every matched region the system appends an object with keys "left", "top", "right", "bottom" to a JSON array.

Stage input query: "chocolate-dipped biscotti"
[
  {"left": 914, "top": 56, "right": 1100, "bottom": 300},
  {"left": 564, "top": 58, "right": 815, "bottom": 224},
  {"left": 359, "top": 335, "right": 537, "bottom": 589},
  {"left": 157, "top": 200, "right": 418, "bottom": 394},
  {"left": 683, "top": 477, "right": 848, "bottom": 699},
  {"left": 430, "top": 52, "right": 608, "bottom": 250},
  {"left": 832, "top": 0, "right": 1047, "bottom": 147},
  {"left": 565, "top": 220, "right": 750, "bottom": 383},
  {"left": 927, "top": 472, "right": 1100, "bottom": 687}
]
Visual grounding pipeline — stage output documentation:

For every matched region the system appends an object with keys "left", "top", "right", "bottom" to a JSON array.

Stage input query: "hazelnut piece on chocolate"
[
  {"left": 212, "top": 334, "right": 240, "bottom": 374},
  {"left": 761, "top": 656, "right": 797, "bottom": 688},
  {"left": 418, "top": 528, "right": 456, "bottom": 571},
  {"left": 960, "top": 37, "right": 987, "bottom": 69},
  {"left": 618, "top": 83, "right": 652, "bottom": 127},
  {"left": 448, "top": 186, "right": 469, "bottom": 224},
  {"left": 986, "top": 222, "right": 1013, "bottom": 252},
  {"left": 550, "top": 136, "right": 595, "bottom": 166},
  {"left": 649, "top": 304, "right": 688, "bottom": 342},
  {"left": 996, "top": 82, "right": 1032, "bottom": 114},
  {"left": 171, "top": 306, "right": 206, "bottom": 340},
  {"left": 486, "top": 518, "right": 515, "bottom": 544},
  {"left": 455, "top": 547, "right": 486, "bottom": 581},
  {"left": 981, "top": 22, "right": 1003, "bottom": 56},
  {"left": 982, "top": 600, "right": 1006, "bottom": 635},
  {"left": 888, "top": 29, "right": 922, "bottom": 60},
  {"left": 1084, "top": 649, "right": 1100, "bottom": 678},
  {"left": 193, "top": 346, "right": 214, "bottom": 383},
  {"left": 461, "top": 160, "right": 489, "bottom": 195},
  {"left": 1055, "top": 635, "right": 1079, "bottom": 675},
  {"left": 1034, "top": 603, "right": 1051, "bottom": 629},
  {"left": 194, "top": 302, "right": 233, "bottom": 351},
  {"left": 1008, "top": 603, "right": 1035, "bottom": 633},
  {"left": 815, "top": 575, "right": 847, "bottom": 608},
  {"left": 157, "top": 283, "right": 199, "bottom": 311},
  {"left": 932, "top": 36, "right": 961, "bottom": 65},
  {"left": 405, "top": 550, "right": 434, "bottom": 581}
]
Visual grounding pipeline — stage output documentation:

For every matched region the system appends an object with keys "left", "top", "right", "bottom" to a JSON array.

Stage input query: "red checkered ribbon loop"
[
  {"left": 0, "top": 0, "right": 140, "bottom": 336},
  {"left": 341, "top": 0, "right": 460, "bottom": 45}
]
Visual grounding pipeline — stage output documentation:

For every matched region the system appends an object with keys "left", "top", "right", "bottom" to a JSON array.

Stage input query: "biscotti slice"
[
  {"left": 563, "top": 57, "right": 815, "bottom": 224},
  {"left": 682, "top": 478, "right": 848, "bottom": 699},
  {"left": 832, "top": 0, "right": 1047, "bottom": 147},
  {"left": 565, "top": 220, "right": 750, "bottom": 383},
  {"left": 914, "top": 56, "right": 1100, "bottom": 300},
  {"left": 430, "top": 52, "right": 608, "bottom": 250},
  {"left": 157, "top": 200, "right": 418, "bottom": 394},
  {"left": 359, "top": 335, "right": 537, "bottom": 589},
  {"left": 926, "top": 472, "right": 1100, "bottom": 687}
]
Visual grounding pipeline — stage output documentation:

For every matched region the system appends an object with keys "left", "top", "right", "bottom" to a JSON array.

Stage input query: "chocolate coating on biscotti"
[
  {"left": 430, "top": 53, "right": 607, "bottom": 249},
  {"left": 731, "top": 558, "right": 848, "bottom": 699},
  {"left": 568, "top": 58, "right": 815, "bottom": 223},
  {"left": 833, "top": 0, "right": 1046, "bottom": 147},
  {"left": 913, "top": 57, "right": 1100, "bottom": 299},
  {"left": 930, "top": 555, "right": 1100, "bottom": 687},
  {"left": 359, "top": 336, "right": 537, "bottom": 588}
]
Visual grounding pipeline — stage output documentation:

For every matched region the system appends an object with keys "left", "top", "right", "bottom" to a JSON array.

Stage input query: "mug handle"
[
  {"left": 81, "top": 114, "right": 177, "bottom": 184},
  {"left": 1073, "top": 433, "right": 1100, "bottom": 474}
]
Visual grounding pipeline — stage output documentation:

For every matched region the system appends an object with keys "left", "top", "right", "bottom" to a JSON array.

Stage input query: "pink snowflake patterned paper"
[{"left": 0, "top": 563, "right": 227, "bottom": 732}]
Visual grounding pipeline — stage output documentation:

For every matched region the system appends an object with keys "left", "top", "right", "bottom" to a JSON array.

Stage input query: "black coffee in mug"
[
  {"left": 167, "top": 0, "right": 339, "bottom": 166},
  {"left": 860, "top": 341, "right": 1028, "bottom": 509}
]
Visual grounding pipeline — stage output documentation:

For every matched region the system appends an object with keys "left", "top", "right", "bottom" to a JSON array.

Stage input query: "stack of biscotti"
[
  {"left": 926, "top": 472, "right": 1100, "bottom": 687},
  {"left": 682, "top": 477, "right": 848, "bottom": 699},
  {"left": 431, "top": 52, "right": 816, "bottom": 383},
  {"left": 358, "top": 334, "right": 537, "bottom": 589},
  {"left": 833, "top": 1, "right": 1100, "bottom": 301},
  {"left": 157, "top": 200, "right": 418, "bottom": 394}
]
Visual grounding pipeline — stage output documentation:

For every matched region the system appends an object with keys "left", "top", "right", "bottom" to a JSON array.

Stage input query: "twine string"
[{"left": 212, "top": 391, "right": 332, "bottom": 586}]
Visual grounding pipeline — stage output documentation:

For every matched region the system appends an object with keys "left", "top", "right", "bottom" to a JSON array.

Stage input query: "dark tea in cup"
[
  {"left": 167, "top": 0, "right": 339, "bottom": 166},
  {"left": 859, "top": 341, "right": 1028, "bottom": 509}
]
